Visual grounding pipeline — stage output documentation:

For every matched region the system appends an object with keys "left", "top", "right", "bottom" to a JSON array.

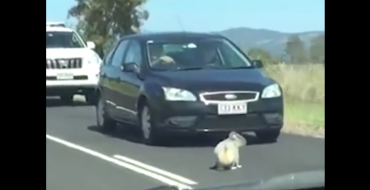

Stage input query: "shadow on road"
[
  {"left": 87, "top": 124, "right": 271, "bottom": 147},
  {"left": 46, "top": 98, "right": 91, "bottom": 107}
]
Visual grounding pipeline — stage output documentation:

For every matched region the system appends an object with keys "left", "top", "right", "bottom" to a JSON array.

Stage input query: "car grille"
[
  {"left": 46, "top": 75, "right": 88, "bottom": 80},
  {"left": 46, "top": 58, "right": 82, "bottom": 69},
  {"left": 200, "top": 91, "right": 259, "bottom": 102}
]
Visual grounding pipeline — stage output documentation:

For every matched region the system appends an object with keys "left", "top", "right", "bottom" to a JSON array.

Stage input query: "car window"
[
  {"left": 103, "top": 50, "right": 114, "bottom": 65},
  {"left": 147, "top": 38, "right": 253, "bottom": 71},
  {"left": 163, "top": 44, "right": 183, "bottom": 53},
  {"left": 124, "top": 41, "right": 142, "bottom": 66},
  {"left": 218, "top": 41, "right": 247, "bottom": 67},
  {"left": 111, "top": 40, "right": 129, "bottom": 67},
  {"left": 46, "top": 31, "right": 85, "bottom": 48}
]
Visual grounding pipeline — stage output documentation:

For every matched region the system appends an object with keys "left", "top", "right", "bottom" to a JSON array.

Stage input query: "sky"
[{"left": 46, "top": 0, "right": 325, "bottom": 33}]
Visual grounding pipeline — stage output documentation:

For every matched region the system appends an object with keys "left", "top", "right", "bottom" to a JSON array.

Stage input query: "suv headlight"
[
  {"left": 261, "top": 84, "right": 281, "bottom": 98},
  {"left": 162, "top": 87, "right": 197, "bottom": 101},
  {"left": 86, "top": 54, "right": 101, "bottom": 64}
]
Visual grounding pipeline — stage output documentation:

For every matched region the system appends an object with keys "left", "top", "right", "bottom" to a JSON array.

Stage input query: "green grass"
[
  {"left": 284, "top": 102, "right": 325, "bottom": 136},
  {"left": 264, "top": 63, "right": 325, "bottom": 136}
]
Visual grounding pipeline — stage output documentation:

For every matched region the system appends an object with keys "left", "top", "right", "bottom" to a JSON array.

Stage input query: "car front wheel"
[
  {"left": 85, "top": 93, "right": 98, "bottom": 105},
  {"left": 139, "top": 104, "right": 160, "bottom": 145},
  {"left": 96, "top": 97, "right": 116, "bottom": 133}
]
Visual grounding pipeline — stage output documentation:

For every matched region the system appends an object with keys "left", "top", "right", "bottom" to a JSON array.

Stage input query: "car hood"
[
  {"left": 150, "top": 69, "right": 275, "bottom": 92},
  {"left": 146, "top": 170, "right": 325, "bottom": 190},
  {"left": 46, "top": 48, "right": 94, "bottom": 59}
]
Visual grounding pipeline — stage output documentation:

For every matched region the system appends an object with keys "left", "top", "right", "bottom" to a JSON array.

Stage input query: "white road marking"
[
  {"left": 113, "top": 155, "right": 197, "bottom": 185},
  {"left": 46, "top": 134, "right": 195, "bottom": 189}
]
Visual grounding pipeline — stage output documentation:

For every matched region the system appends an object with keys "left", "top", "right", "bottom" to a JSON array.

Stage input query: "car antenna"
[
  {"left": 176, "top": 15, "right": 185, "bottom": 32},
  {"left": 176, "top": 15, "right": 188, "bottom": 39}
]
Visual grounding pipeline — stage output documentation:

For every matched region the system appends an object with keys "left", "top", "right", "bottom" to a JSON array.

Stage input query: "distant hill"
[
  {"left": 216, "top": 27, "right": 324, "bottom": 56},
  {"left": 143, "top": 28, "right": 324, "bottom": 56}
]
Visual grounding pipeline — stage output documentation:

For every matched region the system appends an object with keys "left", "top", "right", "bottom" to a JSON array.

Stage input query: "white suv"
[{"left": 46, "top": 22, "right": 101, "bottom": 104}]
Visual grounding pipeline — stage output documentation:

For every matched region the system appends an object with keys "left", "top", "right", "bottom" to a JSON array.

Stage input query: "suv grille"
[
  {"left": 46, "top": 58, "right": 82, "bottom": 69},
  {"left": 201, "top": 91, "right": 259, "bottom": 102}
]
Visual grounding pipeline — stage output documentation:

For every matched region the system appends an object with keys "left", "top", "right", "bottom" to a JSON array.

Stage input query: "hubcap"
[
  {"left": 97, "top": 99, "right": 104, "bottom": 126},
  {"left": 141, "top": 106, "right": 151, "bottom": 139}
]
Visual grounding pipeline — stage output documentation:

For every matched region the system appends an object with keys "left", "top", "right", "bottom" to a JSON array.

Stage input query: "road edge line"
[
  {"left": 46, "top": 134, "right": 193, "bottom": 189},
  {"left": 113, "top": 154, "right": 197, "bottom": 185}
]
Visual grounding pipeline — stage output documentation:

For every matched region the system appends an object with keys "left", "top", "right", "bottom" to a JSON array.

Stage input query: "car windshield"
[
  {"left": 46, "top": 31, "right": 85, "bottom": 48},
  {"left": 147, "top": 38, "right": 254, "bottom": 71}
]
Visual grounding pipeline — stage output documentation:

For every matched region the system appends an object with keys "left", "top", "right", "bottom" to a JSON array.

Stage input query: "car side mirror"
[
  {"left": 252, "top": 60, "right": 263, "bottom": 68},
  {"left": 86, "top": 41, "right": 95, "bottom": 49},
  {"left": 121, "top": 62, "right": 138, "bottom": 72}
]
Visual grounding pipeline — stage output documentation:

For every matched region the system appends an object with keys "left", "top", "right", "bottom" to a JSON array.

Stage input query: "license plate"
[
  {"left": 217, "top": 103, "right": 247, "bottom": 115},
  {"left": 56, "top": 73, "right": 74, "bottom": 80}
]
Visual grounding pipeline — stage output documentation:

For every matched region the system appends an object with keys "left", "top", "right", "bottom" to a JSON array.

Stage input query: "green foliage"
[
  {"left": 67, "top": 0, "right": 149, "bottom": 57},
  {"left": 239, "top": 34, "right": 324, "bottom": 65},
  {"left": 264, "top": 63, "right": 325, "bottom": 135},
  {"left": 285, "top": 35, "right": 308, "bottom": 63},
  {"left": 309, "top": 34, "right": 325, "bottom": 63}
]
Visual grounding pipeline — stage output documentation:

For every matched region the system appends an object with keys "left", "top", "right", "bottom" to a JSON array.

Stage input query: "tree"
[
  {"left": 309, "top": 34, "right": 325, "bottom": 63},
  {"left": 285, "top": 35, "right": 307, "bottom": 63},
  {"left": 68, "top": 0, "right": 149, "bottom": 57}
]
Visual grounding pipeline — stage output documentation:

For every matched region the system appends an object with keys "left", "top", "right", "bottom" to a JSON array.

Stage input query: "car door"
[
  {"left": 116, "top": 40, "right": 143, "bottom": 122},
  {"left": 106, "top": 40, "right": 130, "bottom": 119},
  {"left": 99, "top": 49, "right": 114, "bottom": 101}
]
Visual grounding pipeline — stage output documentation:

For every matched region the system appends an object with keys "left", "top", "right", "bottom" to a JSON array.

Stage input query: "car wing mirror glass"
[
  {"left": 121, "top": 62, "right": 138, "bottom": 72},
  {"left": 252, "top": 60, "right": 263, "bottom": 68}
]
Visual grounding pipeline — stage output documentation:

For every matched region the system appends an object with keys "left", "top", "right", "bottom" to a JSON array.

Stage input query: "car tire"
[
  {"left": 255, "top": 129, "right": 281, "bottom": 143},
  {"left": 96, "top": 97, "right": 116, "bottom": 133},
  {"left": 139, "top": 104, "right": 160, "bottom": 146},
  {"left": 85, "top": 93, "right": 98, "bottom": 105},
  {"left": 60, "top": 94, "right": 74, "bottom": 104}
]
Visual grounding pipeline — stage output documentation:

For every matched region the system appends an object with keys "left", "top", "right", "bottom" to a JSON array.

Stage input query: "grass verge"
[
  {"left": 283, "top": 101, "right": 324, "bottom": 137},
  {"left": 264, "top": 64, "right": 325, "bottom": 137}
]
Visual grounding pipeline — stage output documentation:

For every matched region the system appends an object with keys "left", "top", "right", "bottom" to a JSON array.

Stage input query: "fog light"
[
  {"left": 167, "top": 116, "right": 197, "bottom": 127},
  {"left": 264, "top": 113, "right": 282, "bottom": 124}
]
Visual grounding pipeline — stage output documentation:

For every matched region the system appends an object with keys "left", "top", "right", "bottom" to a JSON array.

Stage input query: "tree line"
[
  {"left": 246, "top": 34, "right": 325, "bottom": 64},
  {"left": 67, "top": 0, "right": 324, "bottom": 64}
]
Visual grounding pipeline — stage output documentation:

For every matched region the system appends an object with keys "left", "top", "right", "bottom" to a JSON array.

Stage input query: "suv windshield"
[
  {"left": 147, "top": 38, "right": 254, "bottom": 71},
  {"left": 46, "top": 31, "right": 84, "bottom": 48}
]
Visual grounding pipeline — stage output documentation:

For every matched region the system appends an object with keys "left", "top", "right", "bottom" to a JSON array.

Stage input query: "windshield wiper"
[
  {"left": 229, "top": 66, "right": 254, "bottom": 69},
  {"left": 175, "top": 65, "right": 225, "bottom": 71},
  {"left": 146, "top": 170, "right": 325, "bottom": 190}
]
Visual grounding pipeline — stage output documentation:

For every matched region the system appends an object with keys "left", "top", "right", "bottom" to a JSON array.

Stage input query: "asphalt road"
[
  {"left": 46, "top": 97, "right": 325, "bottom": 190},
  {"left": 47, "top": 139, "right": 163, "bottom": 190}
]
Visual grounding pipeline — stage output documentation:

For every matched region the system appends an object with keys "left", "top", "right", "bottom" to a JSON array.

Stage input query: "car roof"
[
  {"left": 46, "top": 21, "right": 73, "bottom": 32},
  {"left": 121, "top": 31, "right": 224, "bottom": 42},
  {"left": 46, "top": 27, "right": 73, "bottom": 32}
]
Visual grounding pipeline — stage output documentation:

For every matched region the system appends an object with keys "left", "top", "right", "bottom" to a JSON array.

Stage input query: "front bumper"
[
  {"left": 46, "top": 78, "right": 98, "bottom": 96},
  {"left": 151, "top": 98, "right": 284, "bottom": 134}
]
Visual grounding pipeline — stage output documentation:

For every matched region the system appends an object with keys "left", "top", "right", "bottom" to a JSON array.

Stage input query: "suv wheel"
[
  {"left": 85, "top": 93, "right": 98, "bottom": 105},
  {"left": 96, "top": 97, "right": 116, "bottom": 133},
  {"left": 139, "top": 104, "right": 160, "bottom": 145},
  {"left": 255, "top": 129, "right": 281, "bottom": 143},
  {"left": 60, "top": 94, "right": 74, "bottom": 104}
]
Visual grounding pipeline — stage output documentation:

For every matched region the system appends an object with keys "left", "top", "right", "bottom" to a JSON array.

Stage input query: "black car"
[{"left": 96, "top": 32, "right": 284, "bottom": 145}]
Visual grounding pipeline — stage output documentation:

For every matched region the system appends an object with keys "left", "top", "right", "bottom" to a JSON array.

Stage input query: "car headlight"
[
  {"left": 261, "top": 84, "right": 281, "bottom": 98},
  {"left": 162, "top": 87, "right": 197, "bottom": 101},
  {"left": 86, "top": 54, "right": 101, "bottom": 64}
]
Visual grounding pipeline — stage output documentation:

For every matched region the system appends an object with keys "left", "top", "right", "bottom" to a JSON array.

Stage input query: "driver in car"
[{"left": 150, "top": 45, "right": 176, "bottom": 65}]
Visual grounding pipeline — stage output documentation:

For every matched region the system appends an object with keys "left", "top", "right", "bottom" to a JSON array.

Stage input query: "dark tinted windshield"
[
  {"left": 147, "top": 38, "right": 253, "bottom": 71},
  {"left": 46, "top": 31, "right": 84, "bottom": 48}
]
